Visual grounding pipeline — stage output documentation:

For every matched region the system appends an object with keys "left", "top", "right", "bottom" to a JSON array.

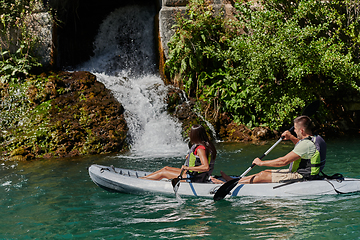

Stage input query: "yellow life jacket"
[
  {"left": 185, "top": 144, "right": 213, "bottom": 174},
  {"left": 290, "top": 136, "right": 326, "bottom": 179}
]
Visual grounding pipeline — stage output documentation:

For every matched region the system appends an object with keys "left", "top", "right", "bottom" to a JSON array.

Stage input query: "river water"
[{"left": 1, "top": 137, "right": 360, "bottom": 239}]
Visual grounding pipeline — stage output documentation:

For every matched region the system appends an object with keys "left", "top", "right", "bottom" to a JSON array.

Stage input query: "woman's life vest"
[
  {"left": 289, "top": 135, "right": 326, "bottom": 179},
  {"left": 184, "top": 144, "right": 215, "bottom": 182}
]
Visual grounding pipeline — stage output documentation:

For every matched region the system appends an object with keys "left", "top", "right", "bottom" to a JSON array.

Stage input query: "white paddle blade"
[{"left": 173, "top": 180, "right": 180, "bottom": 194}]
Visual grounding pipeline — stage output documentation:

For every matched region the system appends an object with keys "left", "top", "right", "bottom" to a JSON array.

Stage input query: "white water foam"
[{"left": 78, "top": 5, "right": 188, "bottom": 157}]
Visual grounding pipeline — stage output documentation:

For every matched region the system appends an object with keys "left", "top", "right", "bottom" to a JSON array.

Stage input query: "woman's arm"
[{"left": 182, "top": 148, "right": 210, "bottom": 172}]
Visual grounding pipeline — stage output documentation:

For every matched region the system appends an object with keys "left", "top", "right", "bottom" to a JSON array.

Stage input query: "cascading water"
[
  {"left": 179, "top": 90, "right": 220, "bottom": 141},
  {"left": 78, "top": 5, "right": 188, "bottom": 157}
]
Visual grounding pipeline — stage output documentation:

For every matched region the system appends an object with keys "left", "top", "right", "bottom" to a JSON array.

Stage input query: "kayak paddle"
[
  {"left": 213, "top": 138, "right": 283, "bottom": 201},
  {"left": 172, "top": 169, "right": 185, "bottom": 194},
  {"left": 301, "top": 100, "right": 320, "bottom": 121},
  {"left": 213, "top": 100, "right": 320, "bottom": 201},
  {"left": 172, "top": 144, "right": 192, "bottom": 194}
]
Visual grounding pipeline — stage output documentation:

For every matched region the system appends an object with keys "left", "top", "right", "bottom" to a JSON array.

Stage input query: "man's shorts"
[{"left": 271, "top": 169, "right": 303, "bottom": 183}]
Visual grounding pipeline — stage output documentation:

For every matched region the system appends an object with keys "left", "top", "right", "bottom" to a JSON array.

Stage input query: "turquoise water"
[{"left": 1, "top": 137, "right": 360, "bottom": 239}]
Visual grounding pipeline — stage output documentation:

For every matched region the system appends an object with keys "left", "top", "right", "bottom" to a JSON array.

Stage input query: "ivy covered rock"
[{"left": 0, "top": 71, "right": 128, "bottom": 160}]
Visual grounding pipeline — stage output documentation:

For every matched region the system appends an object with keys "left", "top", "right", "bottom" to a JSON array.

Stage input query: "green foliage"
[
  {"left": 0, "top": 73, "right": 54, "bottom": 156},
  {"left": 165, "top": 0, "right": 360, "bottom": 130},
  {"left": 0, "top": 0, "right": 43, "bottom": 83},
  {"left": 166, "top": 0, "right": 232, "bottom": 96},
  {"left": 0, "top": 80, "right": 29, "bottom": 129}
]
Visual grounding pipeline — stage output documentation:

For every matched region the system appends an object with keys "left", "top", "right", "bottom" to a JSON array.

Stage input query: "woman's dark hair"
[{"left": 189, "top": 124, "right": 217, "bottom": 159}]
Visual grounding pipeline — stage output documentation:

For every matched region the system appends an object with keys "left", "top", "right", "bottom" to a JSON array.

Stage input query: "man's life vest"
[
  {"left": 184, "top": 144, "right": 215, "bottom": 182},
  {"left": 289, "top": 135, "right": 326, "bottom": 179}
]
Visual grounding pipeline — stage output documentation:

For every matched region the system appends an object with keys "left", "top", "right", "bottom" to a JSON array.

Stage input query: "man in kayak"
[
  {"left": 235, "top": 115, "right": 326, "bottom": 183},
  {"left": 141, "top": 124, "right": 217, "bottom": 183}
]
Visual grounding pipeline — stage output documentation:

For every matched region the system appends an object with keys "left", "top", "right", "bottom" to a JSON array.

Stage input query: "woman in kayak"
[{"left": 141, "top": 124, "right": 217, "bottom": 183}]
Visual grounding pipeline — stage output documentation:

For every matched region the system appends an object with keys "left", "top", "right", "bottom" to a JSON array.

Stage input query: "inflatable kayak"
[{"left": 88, "top": 164, "right": 360, "bottom": 198}]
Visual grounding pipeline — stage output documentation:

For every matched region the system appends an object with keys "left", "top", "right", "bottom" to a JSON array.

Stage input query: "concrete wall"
[
  {"left": 28, "top": 12, "right": 54, "bottom": 66},
  {"left": 0, "top": 2, "right": 53, "bottom": 67}
]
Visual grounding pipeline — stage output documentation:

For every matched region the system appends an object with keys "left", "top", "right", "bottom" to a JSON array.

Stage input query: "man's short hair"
[{"left": 294, "top": 115, "right": 312, "bottom": 131}]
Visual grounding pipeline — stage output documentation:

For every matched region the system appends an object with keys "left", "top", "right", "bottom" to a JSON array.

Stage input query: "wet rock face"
[
  {"left": 165, "top": 86, "right": 214, "bottom": 139},
  {"left": 3, "top": 71, "right": 128, "bottom": 160},
  {"left": 45, "top": 71, "right": 129, "bottom": 158},
  {"left": 223, "top": 122, "right": 253, "bottom": 142},
  {"left": 165, "top": 86, "right": 276, "bottom": 142}
]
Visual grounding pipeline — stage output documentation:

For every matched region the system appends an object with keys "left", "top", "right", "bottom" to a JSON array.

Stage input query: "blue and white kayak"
[{"left": 88, "top": 164, "right": 360, "bottom": 198}]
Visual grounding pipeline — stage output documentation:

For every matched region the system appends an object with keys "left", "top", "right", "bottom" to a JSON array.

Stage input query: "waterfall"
[
  {"left": 78, "top": 5, "right": 188, "bottom": 157},
  {"left": 180, "top": 91, "right": 220, "bottom": 142}
]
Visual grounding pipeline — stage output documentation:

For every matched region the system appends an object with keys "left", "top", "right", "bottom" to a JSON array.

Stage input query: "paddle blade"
[
  {"left": 302, "top": 100, "right": 320, "bottom": 117},
  {"left": 213, "top": 178, "right": 239, "bottom": 201},
  {"left": 173, "top": 180, "right": 180, "bottom": 193},
  {"left": 172, "top": 169, "right": 185, "bottom": 194},
  {"left": 172, "top": 177, "right": 180, "bottom": 188}
]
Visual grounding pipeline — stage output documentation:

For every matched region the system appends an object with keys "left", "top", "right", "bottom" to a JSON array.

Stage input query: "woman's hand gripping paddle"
[
  {"left": 172, "top": 144, "right": 193, "bottom": 195},
  {"left": 213, "top": 100, "right": 320, "bottom": 201}
]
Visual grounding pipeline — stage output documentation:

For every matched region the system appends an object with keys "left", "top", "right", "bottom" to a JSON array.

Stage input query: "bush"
[
  {"left": 165, "top": 0, "right": 360, "bottom": 130},
  {"left": 0, "top": 0, "right": 43, "bottom": 83}
]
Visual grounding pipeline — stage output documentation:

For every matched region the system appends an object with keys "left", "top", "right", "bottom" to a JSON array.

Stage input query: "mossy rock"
[{"left": 0, "top": 71, "right": 129, "bottom": 160}]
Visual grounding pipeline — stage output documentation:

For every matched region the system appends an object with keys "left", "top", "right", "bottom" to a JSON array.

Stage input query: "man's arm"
[
  {"left": 253, "top": 151, "right": 300, "bottom": 167},
  {"left": 282, "top": 130, "right": 299, "bottom": 145}
]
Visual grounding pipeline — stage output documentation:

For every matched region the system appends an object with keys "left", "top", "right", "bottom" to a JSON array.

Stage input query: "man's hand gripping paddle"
[{"left": 213, "top": 100, "right": 320, "bottom": 201}]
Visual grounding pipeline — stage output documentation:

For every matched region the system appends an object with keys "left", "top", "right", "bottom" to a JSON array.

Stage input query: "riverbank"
[{"left": 1, "top": 71, "right": 359, "bottom": 161}]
